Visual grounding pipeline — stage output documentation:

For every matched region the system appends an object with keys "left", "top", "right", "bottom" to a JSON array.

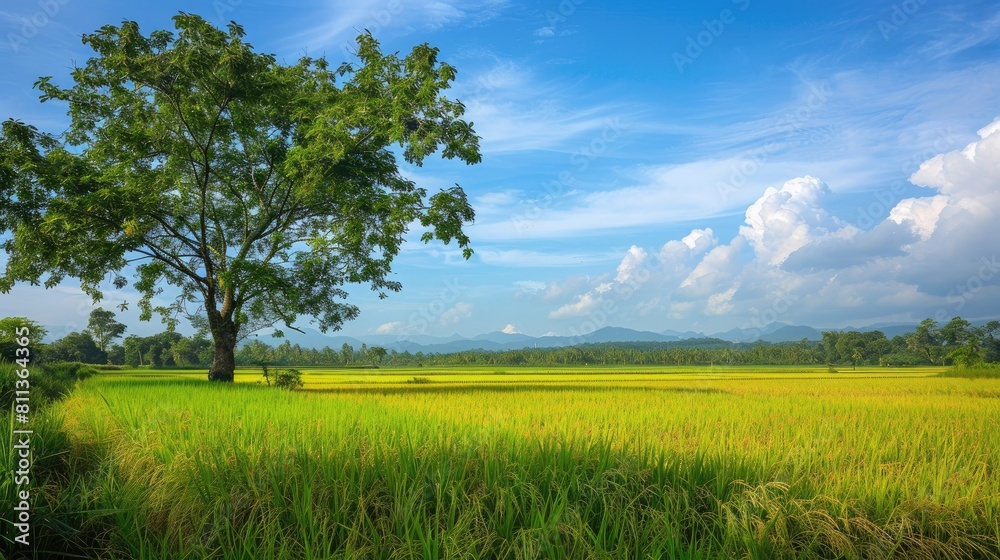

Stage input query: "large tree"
[
  {"left": 907, "top": 318, "right": 942, "bottom": 364},
  {"left": 86, "top": 307, "right": 127, "bottom": 353},
  {"left": 0, "top": 15, "right": 480, "bottom": 380}
]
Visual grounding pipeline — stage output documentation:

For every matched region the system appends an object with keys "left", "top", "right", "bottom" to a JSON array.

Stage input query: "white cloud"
[
  {"left": 375, "top": 321, "right": 404, "bottom": 334},
  {"left": 888, "top": 195, "right": 948, "bottom": 241},
  {"left": 473, "top": 190, "right": 522, "bottom": 215},
  {"left": 477, "top": 248, "right": 617, "bottom": 267},
  {"left": 548, "top": 292, "right": 602, "bottom": 319},
  {"left": 739, "top": 176, "right": 846, "bottom": 266},
  {"left": 439, "top": 302, "right": 473, "bottom": 325},
  {"left": 502, "top": 323, "right": 519, "bottom": 334},
  {"left": 705, "top": 286, "right": 738, "bottom": 316},
  {"left": 978, "top": 119, "right": 1000, "bottom": 140},
  {"left": 679, "top": 238, "right": 745, "bottom": 292},
  {"left": 513, "top": 280, "right": 546, "bottom": 294},
  {"left": 615, "top": 246, "right": 648, "bottom": 283},
  {"left": 533, "top": 26, "right": 555, "bottom": 37},
  {"left": 682, "top": 228, "right": 717, "bottom": 252},
  {"left": 287, "top": 0, "right": 509, "bottom": 51},
  {"left": 538, "top": 118, "right": 1000, "bottom": 331},
  {"left": 471, "top": 158, "right": 862, "bottom": 242},
  {"left": 541, "top": 274, "right": 599, "bottom": 301}
]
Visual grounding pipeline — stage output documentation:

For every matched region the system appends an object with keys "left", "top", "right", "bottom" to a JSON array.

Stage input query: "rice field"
[{"left": 12, "top": 366, "right": 1000, "bottom": 558}]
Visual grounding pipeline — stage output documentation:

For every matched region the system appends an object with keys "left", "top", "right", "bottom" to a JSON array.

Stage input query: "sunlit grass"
[
  {"left": 104, "top": 364, "right": 944, "bottom": 388},
  {"left": 33, "top": 367, "right": 1000, "bottom": 558}
]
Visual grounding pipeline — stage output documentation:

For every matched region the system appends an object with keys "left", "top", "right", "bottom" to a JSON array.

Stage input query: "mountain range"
[{"left": 246, "top": 321, "right": 932, "bottom": 354}]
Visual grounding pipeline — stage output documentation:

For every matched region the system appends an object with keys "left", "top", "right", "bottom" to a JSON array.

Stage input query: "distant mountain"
[
  {"left": 760, "top": 325, "right": 823, "bottom": 343},
  {"left": 174, "top": 318, "right": 1000, "bottom": 354},
  {"left": 250, "top": 325, "right": 693, "bottom": 354},
  {"left": 361, "top": 333, "right": 466, "bottom": 346},
  {"left": 472, "top": 331, "right": 537, "bottom": 343},
  {"left": 840, "top": 323, "right": 917, "bottom": 339},
  {"left": 246, "top": 330, "right": 368, "bottom": 351},
  {"left": 661, "top": 328, "right": 705, "bottom": 339},
  {"left": 245, "top": 323, "right": 823, "bottom": 353},
  {"left": 571, "top": 326, "right": 678, "bottom": 343}
]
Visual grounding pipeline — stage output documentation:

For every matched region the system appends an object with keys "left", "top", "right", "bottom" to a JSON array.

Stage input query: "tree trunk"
[{"left": 208, "top": 318, "right": 237, "bottom": 382}]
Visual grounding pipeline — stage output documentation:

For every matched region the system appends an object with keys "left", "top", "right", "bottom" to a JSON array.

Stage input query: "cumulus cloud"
[
  {"left": 439, "top": 302, "right": 473, "bottom": 326},
  {"left": 682, "top": 228, "right": 717, "bottom": 253},
  {"left": 888, "top": 195, "right": 949, "bottom": 241},
  {"left": 375, "top": 321, "right": 403, "bottom": 334},
  {"left": 541, "top": 118, "right": 1000, "bottom": 331},
  {"left": 739, "top": 176, "right": 848, "bottom": 266},
  {"left": 679, "top": 238, "right": 744, "bottom": 293},
  {"left": 781, "top": 220, "right": 915, "bottom": 271},
  {"left": 615, "top": 246, "right": 649, "bottom": 283},
  {"left": 502, "top": 323, "right": 520, "bottom": 334},
  {"left": 548, "top": 292, "right": 602, "bottom": 319},
  {"left": 706, "top": 286, "right": 738, "bottom": 315}
]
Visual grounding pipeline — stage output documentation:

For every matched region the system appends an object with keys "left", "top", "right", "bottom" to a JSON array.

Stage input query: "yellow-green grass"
[
  {"left": 104, "top": 364, "right": 943, "bottom": 388},
  {"left": 27, "top": 368, "right": 1000, "bottom": 558}
]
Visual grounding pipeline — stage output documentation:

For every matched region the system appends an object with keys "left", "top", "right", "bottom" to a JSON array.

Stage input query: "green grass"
[
  {"left": 102, "top": 364, "right": 944, "bottom": 388},
  {"left": 5, "top": 366, "right": 999, "bottom": 558},
  {"left": 940, "top": 363, "right": 1000, "bottom": 378}
]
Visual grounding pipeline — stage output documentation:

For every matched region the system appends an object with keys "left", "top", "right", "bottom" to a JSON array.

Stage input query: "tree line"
[
  {"left": 3, "top": 312, "right": 998, "bottom": 370},
  {"left": 229, "top": 317, "right": 998, "bottom": 369}
]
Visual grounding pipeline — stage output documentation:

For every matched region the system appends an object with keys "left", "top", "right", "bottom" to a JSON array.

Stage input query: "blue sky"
[{"left": 2, "top": 0, "right": 1000, "bottom": 341}]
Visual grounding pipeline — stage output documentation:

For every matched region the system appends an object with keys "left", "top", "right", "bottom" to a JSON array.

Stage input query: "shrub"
[
  {"left": 274, "top": 368, "right": 303, "bottom": 390},
  {"left": 408, "top": 376, "right": 431, "bottom": 384},
  {"left": 939, "top": 363, "right": 1000, "bottom": 378},
  {"left": 45, "top": 362, "right": 99, "bottom": 381},
  {"left": 0, "top": 360, "right": 90, "bottom": 410}
]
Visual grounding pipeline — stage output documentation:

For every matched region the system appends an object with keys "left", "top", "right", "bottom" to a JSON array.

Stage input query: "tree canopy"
[
  {"left": 86, "top": 308, "right": 127, "bottom": 353},
  {"left": 0, "top": 316, "right": 46, "bottom": 362},
  {"left": 0, "top": 14, "right": 481, "bottom": 380}
]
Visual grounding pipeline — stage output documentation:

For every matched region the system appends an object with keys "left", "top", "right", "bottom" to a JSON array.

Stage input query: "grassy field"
[
  {"left": 103, "top": 364, "right": 944, "bottom": 386},
  {"left": 8, "top": 365, "right": 1000, "bottom": 558}
]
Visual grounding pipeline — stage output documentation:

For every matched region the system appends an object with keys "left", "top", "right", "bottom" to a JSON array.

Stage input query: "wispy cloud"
[
  {"left": 282, "top": 0, "right": 510, "bottom": 53},
  {"left": 471, "top": 157, "right": 867, "bottom": 241},
  {"left": 476, "top": 248, "right": 618, "bottom": 267}
]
